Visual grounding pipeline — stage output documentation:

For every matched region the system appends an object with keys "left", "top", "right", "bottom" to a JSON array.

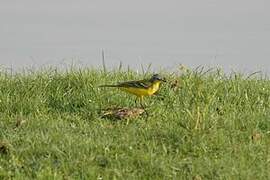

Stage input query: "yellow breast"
[{"left": 119, "top": 81, "right": 161, "bottom": 97}]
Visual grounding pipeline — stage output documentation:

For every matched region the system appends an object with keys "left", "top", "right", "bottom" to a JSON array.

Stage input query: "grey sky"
[{"left": 0, "top": 0, "right": 269, "bottom": 73}]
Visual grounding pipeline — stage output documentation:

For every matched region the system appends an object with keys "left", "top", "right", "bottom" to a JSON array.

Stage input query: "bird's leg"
[
  {"left": 134, "top": 96, "right": 142, "bottom": 107},
  {"left": 139, "top": 96, "right": 149, "bottom": 117},
  {"left": 139, "top": 96, "right": 146, "bottom": 109},
  {"left": 135, "top": 97, "right": 138, "bottom": 106}
]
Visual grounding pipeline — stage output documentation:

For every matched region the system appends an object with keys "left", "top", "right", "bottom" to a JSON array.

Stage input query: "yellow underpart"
[{"left": 119, "top": 81, "right": 161, "bottom": 97}]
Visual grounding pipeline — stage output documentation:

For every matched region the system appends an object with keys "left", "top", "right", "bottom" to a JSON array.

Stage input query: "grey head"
[{"left": 149, "top": 74, "right": 166, "bottom": 83}]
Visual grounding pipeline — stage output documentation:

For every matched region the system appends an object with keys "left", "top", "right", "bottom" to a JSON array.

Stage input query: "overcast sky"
[{"left": 0, "top": 0, "right": 269, "bottom": 73}]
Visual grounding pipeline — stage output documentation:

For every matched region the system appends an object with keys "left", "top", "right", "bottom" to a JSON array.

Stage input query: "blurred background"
[{"left": 0, "top": 0, "right": 269, "bottom": 73}]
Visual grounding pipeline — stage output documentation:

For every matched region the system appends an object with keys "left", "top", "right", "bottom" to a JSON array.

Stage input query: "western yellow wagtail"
[{"left": 99, "top": 74, "right": 166, "bottom": 105}]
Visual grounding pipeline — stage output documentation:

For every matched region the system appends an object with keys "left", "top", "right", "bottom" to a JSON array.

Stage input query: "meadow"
[{"left": 0, "top": 66, "right": 270, "bottom": 179}]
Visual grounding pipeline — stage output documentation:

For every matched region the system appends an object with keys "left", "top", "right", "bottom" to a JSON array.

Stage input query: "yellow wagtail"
[{"left": 99, "top": 74, "right": 166, "bottom": 105}]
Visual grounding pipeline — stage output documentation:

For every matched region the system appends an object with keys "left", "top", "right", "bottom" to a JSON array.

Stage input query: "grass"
[{"left": 0, "top": 66, "right": 270, "bottom": 179}]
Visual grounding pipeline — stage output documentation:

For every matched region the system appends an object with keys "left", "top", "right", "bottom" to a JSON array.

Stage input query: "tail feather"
[{"left": 98, "top": 84, "right": 119, "bottom": 87}]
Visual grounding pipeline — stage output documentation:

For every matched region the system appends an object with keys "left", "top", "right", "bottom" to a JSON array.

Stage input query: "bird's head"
[{"left": 149, "top": 74, "right": 166, "bottom": 83}]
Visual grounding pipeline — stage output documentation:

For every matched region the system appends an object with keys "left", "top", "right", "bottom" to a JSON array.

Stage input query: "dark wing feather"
[{"left": 116, "top": 80, "right": 151, "bottom": 89}]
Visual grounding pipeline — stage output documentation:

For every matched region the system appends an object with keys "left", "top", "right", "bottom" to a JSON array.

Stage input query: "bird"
[{"left": 99, "top": 74, "right": 166, "bottom": 107}]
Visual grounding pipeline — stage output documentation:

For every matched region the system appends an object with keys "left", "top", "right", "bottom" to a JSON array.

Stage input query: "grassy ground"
[{"left": 0, "top": 67, "right": 270, "bottom": 179}]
